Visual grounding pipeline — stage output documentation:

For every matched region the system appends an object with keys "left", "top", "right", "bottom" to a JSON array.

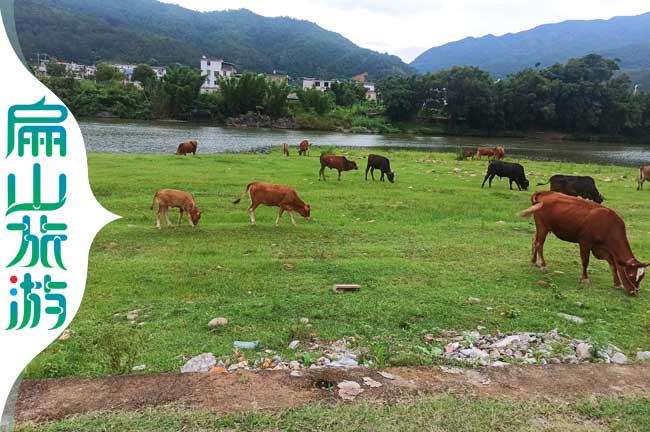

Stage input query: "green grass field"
[{"left": 25, "top": 149, "right": 650, "bottom": 379}]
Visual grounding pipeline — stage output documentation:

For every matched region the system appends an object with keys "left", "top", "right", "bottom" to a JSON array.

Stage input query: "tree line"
[{"left": 378, "top": 54, "right": 650, "bottom": 139}]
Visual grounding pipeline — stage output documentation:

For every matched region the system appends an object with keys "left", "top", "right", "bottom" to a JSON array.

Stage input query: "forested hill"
[
  {"left": 411, "top": 12, "right": 650, "bottom": 77},
  {"left": 14, "top": 0, "right": 412, "bottom": 80}
]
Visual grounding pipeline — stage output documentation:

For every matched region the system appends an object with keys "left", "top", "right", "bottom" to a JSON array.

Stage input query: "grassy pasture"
[{"left": 25, "top": 149, "right": 650, "bottom": 378}]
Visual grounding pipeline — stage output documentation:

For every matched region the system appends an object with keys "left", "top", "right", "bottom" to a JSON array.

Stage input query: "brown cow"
[
  {"left": 233, "top": 182, "right": 310, "bottom": 226},
  {"left": 518, "top": 191, "right": 648, "bottom": 295},
  {"left": 298, "top": 140, "right": 310, "bottom": 156},
  {"left": 637, "top": 165, "right": 650, "bottom": 190},
  {"left": 475, "top": 146, "right": 504, "bottom": 160},
  {"left": 319, "top": 154, "right": 358, "bottom": 181},
  {"left": 151, "top": 189, "right": 201, "bottom": 229},
  {"left": 282, "top": 143, "right": 290, "bottom": 157},
  {"left": 461, "top": 150, "right": 475, "bottom": 159},
  {"left": 176, "top": 140, "right": 198, "bottom": 156}
]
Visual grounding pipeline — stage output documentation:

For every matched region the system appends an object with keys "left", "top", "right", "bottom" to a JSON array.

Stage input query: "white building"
[
  {"left": 200, "top": 56, "right": 237, "bottom": 93},
  {"left": 363, "top": 82, "right": 377, "bottom": 101},
  {"left": 151, "top": 66, "right": 167, "bottom": 80},
  {"left": 302, "top": 78, "right": 334, "bottom": 92}
]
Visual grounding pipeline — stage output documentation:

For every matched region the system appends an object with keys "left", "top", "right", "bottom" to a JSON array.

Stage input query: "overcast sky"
[{"left": 158, "top": 0, "right": 650, "bottom": 62}]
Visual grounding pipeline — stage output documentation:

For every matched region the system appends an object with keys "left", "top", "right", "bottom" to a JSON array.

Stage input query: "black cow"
[
  {"left": 365, "top": 154, "right": 395, "bottom": 183},
  {"left": 482, "top": 160, "right": 529, "bottom": 191},
  {"left": 538, "top": 175, "right": 604, "bottom": 203}
]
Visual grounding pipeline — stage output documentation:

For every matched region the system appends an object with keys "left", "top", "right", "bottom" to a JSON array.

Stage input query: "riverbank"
[{"left": 24, "top": 149, "right": 650, "bottom": 383}]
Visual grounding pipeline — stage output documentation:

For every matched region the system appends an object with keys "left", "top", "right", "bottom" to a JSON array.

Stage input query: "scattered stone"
[
  {"left": 362, "top": 377, "right": 382, "bottom": 388},
  {"left": 126, "top": 310, "right": 140, "bottom": 321},
  {"left": 636, "top": 351, "right": 650, "bottom": 362},
  {"left": 300, "top": 317, "right": 310, "bottom": 324},
  {"left": 181, "top": 353, "right": 217, "bottom": 373},
  {"left": 466, "top": 297, "right": 481, "bottom": 304},
  {"left": 131, "top": 364, "right": 146, "bottom": 371},
  {"left": 208, "top": 317, "right": 228, "bottom": 328},
  {"left": 290, "top": 370, "right": 303, "bottom": 377},
  {"left": 289, "top": 361, "right": 301, "bottom": 370},
  {"left": 491, "top": 335, "right": 520, "bottom": 348},
  {"left": 423, "top": 334, "right": 435, "bottom": 344},
  {"left": 611, "top": 352, "right": 628, "bottom": 364},
  {"left": 557, "top": 313, "right": 585, "bottom": 325},
  {"left": 445, "top": 342, "right": 460, "bottom": 353},
  {"left": 537, "top": 280, "right": 549, "bottom": 287},
  {"left": 338, "top": 381, "right": 364, "bottom": 401},
  {"left": 575, "top": 343, "right": 592, "bottom": 361},
  {"left": 491, "top": 361, "right": 510, "bottom": 367},
  {"left": 288, "top": 340, "right": 300, "bottom": 350},
  {"left": 452, "top": 168, "right": 462, "bottom": 173},
  {"left": 440, "top": 366, "right": 463, "bottom": 374},
  {"left": 378, "top": 371, "right": 395, "bottom": 380},
  {"left": 328, "top": 356, "right": 359, "bottom": 368},
  {"left": 58, "top": 329, "right": 73, "bottom": 341},
  {"left": 495, "top": 221, "right": 505, "bottom": 225},
  {"left": 282, "top": 263, "right": 295, "bottom": 271},
  {"left": 210, "top": 367, "right": 227, "bottom": 374}
]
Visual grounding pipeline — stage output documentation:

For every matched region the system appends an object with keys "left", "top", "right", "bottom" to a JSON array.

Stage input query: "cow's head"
[
  {"left": 521, "top": 178, "right": 530, "bottom": 190},
  {"left": 298, "top": 204, "right": 311, "bottom": 220},
  {"left": 387, "top": 172, "right": 395, "bottom": 183},
  {"left": 190, "top": 207, "right": 202, "bottom": 226},
  {"left": 349, "top": 161, "right": 358, "bottom": 170},
  {"left": 593, "top": 192, "right": 605, "bottom": 204},
  {"left": 619, "top": 259, "right": 650, "bottom": 296}
]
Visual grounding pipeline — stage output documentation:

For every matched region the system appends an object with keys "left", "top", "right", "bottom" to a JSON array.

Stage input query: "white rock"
[
  {"left": 288, "top": 340, "right": 300, "bottom": 350},
  {"left": 328, "top": 356, "right": 358, "bottom": 368},
  {"left": 491, "top": 335, "right": 520, "bottom": 348},
  {"left": 289, "top": 361, "right": 301, "bottom": 370},
  {"left": 58, "top": 329, "right": 72, "bottom": 341},
  {"left": 181, "top": 353, "right": 217, "bottom": 373},
  {"left": 300, "top": 317, "right": 310, "bottom": 324},
  {"left": 557, "top": 313, "right": 585, "bottom": 324},
  {"left": 611, "top": 352, "right": 628, "bottom": 364},
  {"left": 445, "top": 342, "right": 460, "bottom": 353},
  {"left": 338, "top": 380, "right": 364, "bottom": 400},
  {"left": 362, "top": 377, "right": 382, "bottom": 388},
  {"left": 378, "top": 371, "right": 395, "bottom": 380},
  {"left": 126, "top": 310, "right": 140, "bottom": 321},
  {"left": 636, "top": 351, "right": 650, "bottom": 362},
  {"left": 466, "top": 297, "right": 481, "bottom": 304},
  {"left": 575, "top": 343, "right": 592, "bottom": 360},
  {"left": 131, "top": 364, "right": 146, "bottom": 371},
  {"left": 491, "top": 361, "right": 510, "bottom": 367},
  {"left": 208, "top": 317, "right": 228, "bottom": 328},
  {"left": 290, "top": 370, "right": 303, "bottom": 377}
]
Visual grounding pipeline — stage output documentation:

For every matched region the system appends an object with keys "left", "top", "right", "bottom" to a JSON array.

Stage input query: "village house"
[
  {"left": 200, "top": 56, "right": 238, "bottom": 93},
  {"left": 352, "top": 71, "right": 377, "bottom": 101},
  {"left": 302, "top": 78, "right": 335, "bottom": 91}
]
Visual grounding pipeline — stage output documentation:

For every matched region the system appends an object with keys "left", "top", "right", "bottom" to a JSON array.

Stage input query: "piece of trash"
[
  {"left": 333, "top": 284, "right": 361, "bottom": 293},
  {"left": 234, "top": 341, "right": 260, "bottom": 349},
  {"left": 131, "top": 364, "right": 146, "bottom": 371},
  {"left": 288, "top": 340, "right": 300, "bottom": 349},
  {"left": 362, "top": 377, "right": 382, "bottom": 388},
  {"left": 378, "top": 371, "right": 395, "bottom": 380},
  {"left": 338, "top": 380, "right": 364, "bottom": 400}
]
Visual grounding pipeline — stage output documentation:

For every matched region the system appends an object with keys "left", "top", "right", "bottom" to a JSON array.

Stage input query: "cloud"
[{"left": 158, "top": 0, "right": 650, "bottom": 62}]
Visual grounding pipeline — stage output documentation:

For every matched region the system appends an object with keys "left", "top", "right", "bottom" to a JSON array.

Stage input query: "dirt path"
[{"left": 16, "top": 364, "right": 650, "bottom": 423}]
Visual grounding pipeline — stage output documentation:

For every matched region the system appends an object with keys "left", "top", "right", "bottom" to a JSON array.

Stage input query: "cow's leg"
[
  {"left": 579, "top": 243, "right": 590, "bottom": 285},
  {"left": 488, "top": 174, "right": 495, "bottom": 188},
  {"left": 164, "top": 208, "right": 172, "bottom": 226},
  {"left": 509, "top": 179, "right": 514, "bottom": 190},
  {"left": 481, "top": 173, "right": 490, "bottom": 188},
  {"left": 515, "top": 180, "right": 522, "bottom": 191},
  {"left": 639, "top": 177, "right": 645, "bottom": 191},
  {"left": 365, "top": 165, "right": 370, "bottom": 180},
  {"left": 532, "top": 225, "right": 549, "bottom": 271},
  {"left": 248, "top": 203, "right": 259, "bottom": 225},
  {"left": 319, "top": 165, "right": 326, "bottom": 181},
  {"left": 338, "top": 170, "right": 342, "bottom": 181},
  {"left": 178, "top": 209, "right": 184, "bottom": 225},
  {"left": 606, "top": 256, "right": 623, "bottom": 289},
  {"left": 380, "top": 171, "right": 385, "bottom": 182},
  {"left": 275, "top": 208, "right": 285, "bottom": 226},
  {"left": 289, "top": 210, "right": 297, "bottom": 226},
  {"left": 156, "top": 209, "right": 162, "bottom": 229},
  {"left": 371, "top": 168, "right": 376, "bottom": 181}
]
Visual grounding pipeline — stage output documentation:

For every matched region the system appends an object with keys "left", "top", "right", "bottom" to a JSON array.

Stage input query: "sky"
[{"left": 158, "top": 0, "right": 650, "bottom": 63}]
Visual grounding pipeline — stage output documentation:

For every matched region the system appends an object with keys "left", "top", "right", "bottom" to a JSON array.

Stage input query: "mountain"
[
  {"left": 14, "top": 0, "right": 412, "bottom": 80},
  {"left": 411, "top": 13, "right": 650, "bottom": 77}
]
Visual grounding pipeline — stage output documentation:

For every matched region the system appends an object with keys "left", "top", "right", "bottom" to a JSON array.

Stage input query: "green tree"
[
  {"left": 329, "top": 81, "right": 367, "bottom": 107},
  {"left": 376, "top": 76, "right": 420, "bottom": 121},
  {"left": 264, "top": 81, "right": 290, "bottom": 118},
  {"left": 132, "top": 64, "right": 156, "bottom": 85},
  {"left": 95, "top": 63, "right": 126, "bottom": 82},
  {"left": 297, "top": 88, "right": 335, "bottom": 115},
  {"left": 46, "top": 62, "right": 67, "bottom": 77},
  {"left": 161, "top": 66, "right": 204, "bottom": 118}
]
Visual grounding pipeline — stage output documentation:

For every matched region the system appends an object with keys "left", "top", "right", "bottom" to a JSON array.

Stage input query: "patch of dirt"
[{"left": 16, "top": 364, "right": 650, "bottom": 423}]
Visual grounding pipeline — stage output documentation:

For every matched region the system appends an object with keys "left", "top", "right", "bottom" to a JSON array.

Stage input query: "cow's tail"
[
  {"left": 536, "top": 181, "right": 550, "bottom": 186},
  {"left": 517, "top": 202, "right": 543, "bottom": 218},
  {"left": 150, "top": 191, "right": 158, "bottom": 210},
  {"left": 232, "top": 183, "right": 253, "bottom": 204}
]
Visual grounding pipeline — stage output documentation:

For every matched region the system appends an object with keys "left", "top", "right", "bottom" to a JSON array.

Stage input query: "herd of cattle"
[{"left": 159, "top": 140, "right": 649, "bottom": 296}]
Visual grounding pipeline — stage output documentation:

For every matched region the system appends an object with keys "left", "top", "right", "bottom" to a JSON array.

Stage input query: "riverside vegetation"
[{"left": 25, "top": 149, "right": 650, "bottom": 380}]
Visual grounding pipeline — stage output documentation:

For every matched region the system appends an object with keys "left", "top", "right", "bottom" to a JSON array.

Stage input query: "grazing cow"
[
  {"left": 298, "top": 140, "right": 310, "bottom": 156},
  {"left": 365, "top": 154, "right": 395, "bottom": 183},
  {"left": 538, "top": 175, "right": 604, "bottom": 203},
  {"left": 475, "top": 146, "right": 504, "bottom": 160},
  {"left": 233, "top": 182, "right": 311, "bottom": 226},
  {"left": 638, "top": 166, "right": 650, "bottom": 190},
  {"left": 319, "top": 154, "right": 358, "bottom": 181},
  {"left": 461, "top": 150, "right": 475, "bottom": 159},
  {"left": 151, "top": 189, "right": 201, "bottom": 229},
  {"left": 518, "top": 191, "right": 649, "bottom": 295},
  {"left": 176, "top": 140, "right": 198, "bottom": 156},
  {"left": 482, "top": 160, "right": 529, "bottom": 190},
  {"left": 282, "top": 143, "right": 290, "bottom": 157}
]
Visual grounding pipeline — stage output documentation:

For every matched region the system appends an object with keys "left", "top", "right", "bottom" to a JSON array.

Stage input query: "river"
[{"left": 79, "top": 119, "right": 650, "bottom": 167}]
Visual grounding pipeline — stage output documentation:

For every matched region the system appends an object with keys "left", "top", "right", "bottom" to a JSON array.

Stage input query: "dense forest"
[
  {"left": 380, "top": 54, "right": 650, "bottom": 140},
  {"left": 14, "top": 0, "right": 412, "bottom": 80}
]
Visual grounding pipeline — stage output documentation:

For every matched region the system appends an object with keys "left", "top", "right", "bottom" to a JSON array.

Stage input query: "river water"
[{"left": 79, "top": 119, "right": 650, "bottom": 166}]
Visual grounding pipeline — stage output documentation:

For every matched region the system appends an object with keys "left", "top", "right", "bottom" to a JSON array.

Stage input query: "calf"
[
  {"left": 475, "top": 146, "right": 503, "bottom": 160},
  {"left": 638, "top": 166, "right": 650, "bottom": 190},
  {"left": 233, "top": 182, "right": 310, "bottom": 226},
  {"left": 176, "top": 140, "right": 198, "bottom": 155},
  {"left": 538, "top": 175, "right": 604, "bottom": 203},
  {"left": 319, "top": 154, "right": 358, "bottom": 181},
  {"left": 298, "top": 140, "right": 310, "bottom": 156},
  {"left": 482, "top": 160, "right": 529, "bottom": 190},
  {"left": 151, "top": 189, "right": 201, "bottom": 229},
  {"left": 365, "top": 154, "right": 395, "bottom": 183},
  {"left": 282, "top": 143, "right": 290, "bottom": 157},
  {"left": 518, "top": 191, "right": 648, "bottom": 295},
  {"left": 461, "top": 150, "right": 475, "bottom": 159}
]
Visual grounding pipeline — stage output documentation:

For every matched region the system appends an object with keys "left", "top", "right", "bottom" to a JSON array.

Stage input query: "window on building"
[
  {"left": 207, "top": 60, "right": 211, "bottom": 66},
  {"left": 324, "top": 82, "right": 329, "bottom": 88},
  {"left": 315, "top": 81, "right": 320, "bottom": 87}
]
